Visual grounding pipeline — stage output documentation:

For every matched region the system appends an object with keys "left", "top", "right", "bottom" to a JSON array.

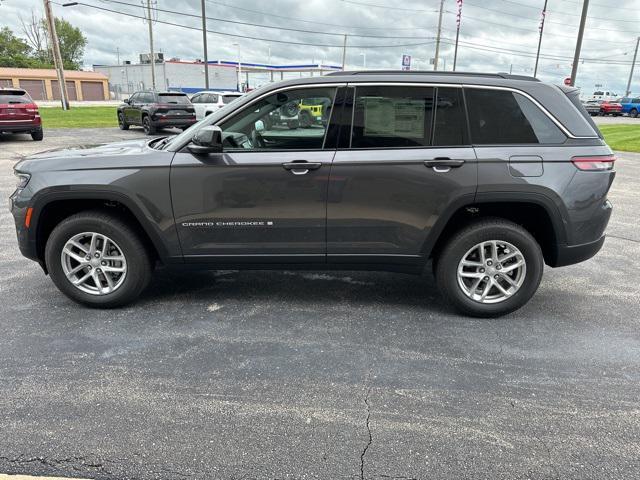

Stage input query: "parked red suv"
[
  {"left": 598, "top": 99, "right": 622, "bottom": 116},
  {"left": 0, "top": 88, "right": 43, "bottom": 141}
]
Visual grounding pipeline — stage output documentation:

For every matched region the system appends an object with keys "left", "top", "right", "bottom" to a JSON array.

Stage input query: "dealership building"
[
  {"left": 0, "top": 67, "right": 109, "bottom": 101},
  {"left": 94, "top": 58, "right": 342, "bottom": 97}
]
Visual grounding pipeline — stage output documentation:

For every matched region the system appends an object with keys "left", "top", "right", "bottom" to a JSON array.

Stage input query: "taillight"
[
  {"left": 571, "top": 155, "right": 616, "bottom": 171},
  {"left": 25, "top": 103, "right": 38, "bottom": 114}
]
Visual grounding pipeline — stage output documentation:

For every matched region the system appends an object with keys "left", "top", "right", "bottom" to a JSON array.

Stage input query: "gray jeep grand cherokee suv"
[{"left": 10, "top": 72, "right": 615, "bottom": 317}]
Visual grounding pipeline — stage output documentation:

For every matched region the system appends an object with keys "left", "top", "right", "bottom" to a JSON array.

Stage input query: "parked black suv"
[
  {"left": 11, "top": 72, "right": 615, "bottom": 316},
  {"left": 117, "top": 91, "right": 196, "bottom": 134}
]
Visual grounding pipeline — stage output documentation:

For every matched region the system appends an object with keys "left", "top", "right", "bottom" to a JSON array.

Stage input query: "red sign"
[{"left": 564, "top": 77, "right": 572, "bottom": 86}]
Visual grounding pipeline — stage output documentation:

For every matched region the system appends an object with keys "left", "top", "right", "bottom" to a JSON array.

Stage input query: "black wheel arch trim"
[
  {"left": 422, "top": 191, "right": 569, "bottom": 258},
  {"left": 26, "top": 187, "right": 176, "bottom": 263}
]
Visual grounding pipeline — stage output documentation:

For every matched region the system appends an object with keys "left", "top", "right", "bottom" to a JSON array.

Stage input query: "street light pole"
[
  {"left": 201, "top": 0, "right": 209, "bottom": 89},
  {"left": 43, "top": 0, "right": 69, "bottom": 109},
  {"left": 533, "top": 0, "right": 548, "bottom": 78},
  {"left": 433, "top": 0, "right": 445, "bottom": 70},
  {"left": 569, "top": 0, "right": 589, "bottom": 87},
  {"left": 233, "top": 43, "right": 242, "bottom": 92},
  {"left": 626, "top": 36, "right": 639, "bottom": 96},
  {"left": 146, "top": 0, "right": 156, "bottom": 90}
]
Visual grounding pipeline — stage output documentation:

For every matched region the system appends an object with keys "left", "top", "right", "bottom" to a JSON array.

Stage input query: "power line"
[
  {"left": 496, "top": 0, "right": 638, "bottom": 24},
  {"left": 94, "top": 0, "right": 441, "bottom": 38},
  {"left": 339, "top": 0, "right": 439, "bottom": 13},
  {"left": 205, "top": 0, "right": 437, "bottom": 31},
  {"left": 55, "top": 1, "right": 439, "bottom": 48}
]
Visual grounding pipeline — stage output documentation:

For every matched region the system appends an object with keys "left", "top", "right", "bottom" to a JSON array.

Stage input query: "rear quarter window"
[{"left": 465, "top": 88, "right": 566, "bottom": 144}]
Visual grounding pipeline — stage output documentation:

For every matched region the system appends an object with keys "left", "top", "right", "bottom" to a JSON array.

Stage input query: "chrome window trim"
[{"left": 345, "top": 81, "right": 598, "bottom": 140}]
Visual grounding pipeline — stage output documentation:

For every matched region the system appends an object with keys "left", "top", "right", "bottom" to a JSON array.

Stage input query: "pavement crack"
[
  {"left": 360, "top": 381, "right": 373, "bottom": 480},
  {"left": 607, "top": 234, "right": 640, "bottom": 244}
]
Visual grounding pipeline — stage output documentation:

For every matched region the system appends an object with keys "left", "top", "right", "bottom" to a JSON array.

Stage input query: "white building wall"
[{"left": 95, "top": 62, "right": 238, "bottom": 97}]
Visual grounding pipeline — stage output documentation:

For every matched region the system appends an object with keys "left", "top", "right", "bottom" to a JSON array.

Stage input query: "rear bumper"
[
  {"left": 0, "top": 121, "right": 41, "bottom": 132},
  {"left": 151, "top": 117, "right": 197, "bottom": 128},
  {"left": 550, "top": 235, "right": 606, "bottom": 267}
]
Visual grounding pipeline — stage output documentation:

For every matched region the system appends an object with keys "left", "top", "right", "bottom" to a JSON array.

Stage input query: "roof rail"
[{"left": 325, "top": 70, "right": 540, "bottom": 82}]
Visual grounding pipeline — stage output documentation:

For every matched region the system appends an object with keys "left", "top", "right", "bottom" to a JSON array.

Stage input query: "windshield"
[
  {"left": 164, "top": 84, "right": 271, "bottom": 151},
  {"left": 158, "top": 93, "right": 190, "bottom": 104}
]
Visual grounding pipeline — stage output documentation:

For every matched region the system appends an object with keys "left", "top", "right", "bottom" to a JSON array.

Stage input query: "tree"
[
  {"left": 0, "top": 26, "right": 34, "bottom": 67},
  {"left": 20, "top": 13, "right": 87, "bottom": 70},
  {"left": 54, "top": 18, "right": 86, "bottom": 70}
]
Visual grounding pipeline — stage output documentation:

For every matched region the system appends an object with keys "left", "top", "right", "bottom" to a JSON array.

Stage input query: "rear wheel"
[
  {"left": 142, "top": 116, "right": 156, "bottom": 135},
  {"left": 118, "top": 112, "right": 129, "bottom": 130},
  {"left": 31, "top": 127, "right": 43, "bottom": 141},
  {"left": 435, "top": 219, "right": 544, "bottom": 317},
  {"left": 45, "top": 211, "right": 153, "bottom": 308},
  {"left": 299, "top": 110, "right": 313, "bottom": 128}
]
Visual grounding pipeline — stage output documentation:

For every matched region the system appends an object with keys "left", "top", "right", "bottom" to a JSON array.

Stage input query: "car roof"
[{"left": 193, "top": 91, "right": 242, "bottom": 95}]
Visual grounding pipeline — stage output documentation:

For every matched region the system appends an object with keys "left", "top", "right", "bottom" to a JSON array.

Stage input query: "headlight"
[{"left": 15, "top": 172, "right": 31, "bottom": 189}]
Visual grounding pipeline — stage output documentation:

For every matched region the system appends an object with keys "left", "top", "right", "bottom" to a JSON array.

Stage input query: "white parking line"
[{"left": 0, "top": 475, "right": 91, "bottom": 480}]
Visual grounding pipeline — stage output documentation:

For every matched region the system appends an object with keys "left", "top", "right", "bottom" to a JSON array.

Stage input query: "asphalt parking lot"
[{"left": 0, "top": 127, "right": 639, "bottom": 480}]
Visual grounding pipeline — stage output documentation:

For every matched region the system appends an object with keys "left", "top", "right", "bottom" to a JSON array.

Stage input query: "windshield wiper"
[{"left": 154, "top": 136, "right": 171, "bottom": 150}]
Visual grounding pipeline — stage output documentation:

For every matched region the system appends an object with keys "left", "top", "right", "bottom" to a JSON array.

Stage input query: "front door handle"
[
  {"left": 423, "top": 158, "right": 465, "bottom": 168},
  {"left": 282, "top": 161, "right": 322, "bottom": 175}
]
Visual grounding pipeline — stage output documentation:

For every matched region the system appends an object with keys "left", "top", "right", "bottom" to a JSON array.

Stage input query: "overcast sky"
[{"left": 1, "top": 0, "right": 638, "bottom": 93}]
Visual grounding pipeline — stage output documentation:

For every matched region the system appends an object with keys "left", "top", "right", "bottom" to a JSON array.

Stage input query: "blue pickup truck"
[{"left": 617, "top": 97, "right": 640, "bottom": 117}]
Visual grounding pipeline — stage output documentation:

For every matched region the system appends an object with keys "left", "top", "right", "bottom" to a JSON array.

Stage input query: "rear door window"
[
  {"left": 465, "top": 88, "right": 566, "bottom": 144},
  {"left": 433, "top": 87, "right": 468, "bottom": 146},
  {"left": 222, "top": 94, "right": 241, "bottom": 104},
  {"left": 351, "top": 85, "right": 434, "bottom": 148}
]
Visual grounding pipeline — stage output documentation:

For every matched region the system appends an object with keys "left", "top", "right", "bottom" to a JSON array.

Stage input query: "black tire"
[
  {"left": 142, "top": 115, "right": 156, "bottom": 135},
  {"left": 118, "top": 112, "right": 129, "bottom": 130},
  {"left": 434, "top": 218, "right": 544, "bottom": 318},
  {"left": 631, "top": 108, "right": 638, "bottom": 118},
  {"left": 31, "top": 127, "right": 43, "bottom": 141},
  {"left": 45, "top": 211, "right": 153, "bottom": 308}
]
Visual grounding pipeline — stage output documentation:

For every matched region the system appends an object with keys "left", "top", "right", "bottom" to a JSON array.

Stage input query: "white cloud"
[{"left": 1, "top": 0, "right": 637, "bottom": 93}]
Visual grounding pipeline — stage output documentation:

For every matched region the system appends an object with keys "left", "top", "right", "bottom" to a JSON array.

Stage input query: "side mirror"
[
  {"left": 123, "top": 98, "right": 130, "bottom": 104},
  {"left": 255, "top": 120, "right": 265, "bottom": 132},
  {"left": 187, "top": 126, "right": 223, "bottom": 155}
]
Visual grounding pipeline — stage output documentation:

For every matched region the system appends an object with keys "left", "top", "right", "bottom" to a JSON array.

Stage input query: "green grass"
[
  {"left": 599, "top": 124, "right": 640, "bottom": 153},
  {"left": 39, "top": 106, "right": 118, "bottom": 129}
]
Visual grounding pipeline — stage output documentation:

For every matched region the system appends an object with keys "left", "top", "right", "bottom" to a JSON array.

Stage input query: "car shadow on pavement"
[{"left": 138, "top": 267, "right": 451, "bottom": 315}]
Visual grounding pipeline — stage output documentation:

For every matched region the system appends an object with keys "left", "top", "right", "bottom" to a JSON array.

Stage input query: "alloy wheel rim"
[
  {"left": 61, "top": 232, "right": 127, "bottom": 295},
  {"left": 457, "top": 240, "right": 526, "bottom": 304}
]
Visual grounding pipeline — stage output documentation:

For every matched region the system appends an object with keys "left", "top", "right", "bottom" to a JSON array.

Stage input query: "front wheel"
[
  {"left": 118, "top": 112, "right": 129, "bottom": 130},
  {"left": 630, "top": 108, "right": 638, "bottom": 118},
  {"left": 45, "top": 211, "right": 153, "bottom": 308},
  {"left": 435, "top": 219, "right": 544, "bottom": 317}
]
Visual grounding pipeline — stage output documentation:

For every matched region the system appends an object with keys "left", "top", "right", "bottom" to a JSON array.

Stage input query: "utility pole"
[
  {"left": 43, "top": 0, "right": 69, "bottom": 109},
  {"left": 626, "top": 36, "right": 639, "bottom": 96},
  {"left": 452, "top": 0, "right": 462, "bottom": 72},
  {"left": 570, "top": 0, "right": 589, "bottom": 87},
  {"left": 533, "top": 0, "right": 548, "bottom": 78},
  {"left": 200, "top": 0, "right": 209, "bottom": 89},
  {"left": 146, "top": 0, "right": 156, "bottom": 90},
  {"left": 433, "top": 0, "right": 445, "bottom": 70},
  {"left": 341, "top": 34, "right": 348, "bottom": 71}
]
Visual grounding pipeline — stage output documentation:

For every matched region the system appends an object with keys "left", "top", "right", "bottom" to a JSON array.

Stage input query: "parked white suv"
[{"left": 190, "top": 91, "right": 243, "bottom": 120}]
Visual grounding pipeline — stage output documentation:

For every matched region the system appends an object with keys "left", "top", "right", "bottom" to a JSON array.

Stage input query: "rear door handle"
[{"left": 282, "top": 161, "right": 322, "bottom": 175}]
